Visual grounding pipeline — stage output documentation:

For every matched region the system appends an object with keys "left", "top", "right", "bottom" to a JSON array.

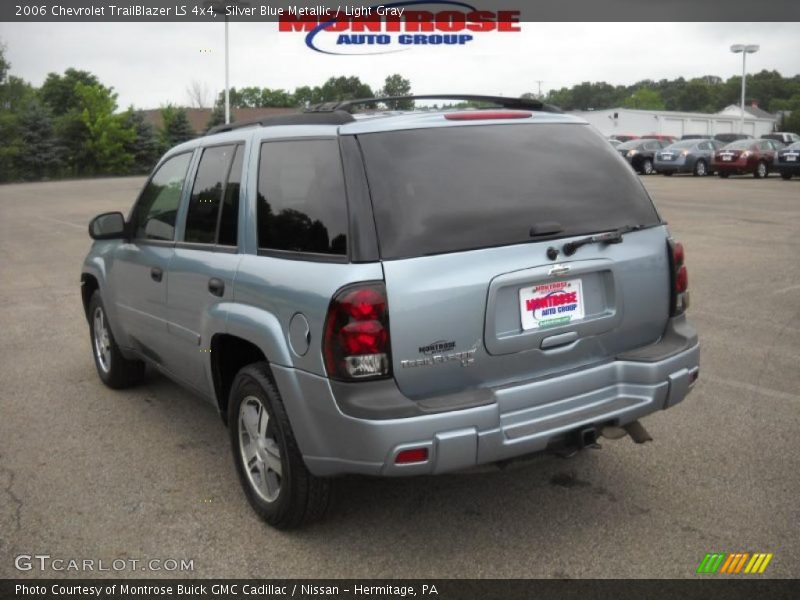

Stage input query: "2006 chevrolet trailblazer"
[{"left": 81, "top": 95, "right": 699, "bottom": 528}]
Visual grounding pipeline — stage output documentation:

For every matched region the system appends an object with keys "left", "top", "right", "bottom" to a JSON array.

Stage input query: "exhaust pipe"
[{"left": 601, "top": 420, "right": 653, "bottom": 444}]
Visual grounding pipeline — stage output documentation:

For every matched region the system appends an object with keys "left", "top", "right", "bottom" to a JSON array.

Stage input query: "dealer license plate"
[
  {"left": 519, "top": 279, "right": 585, "bottom": 331},
  {"left": 723, "top": 155, "right": 732, "bottom": 161}
]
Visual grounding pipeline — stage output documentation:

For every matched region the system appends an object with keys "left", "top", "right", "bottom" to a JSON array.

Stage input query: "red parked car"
[
  {"left": 713, "top": 139, "right": 777, "bottom": 178},
  {"left": 641, "top": 134, "right": 678, "bottom": 143}
]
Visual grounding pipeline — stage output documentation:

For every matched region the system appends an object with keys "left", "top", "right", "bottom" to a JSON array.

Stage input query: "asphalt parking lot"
[{"left": 1, "top": 173, "right": 798, "bottom": 579}]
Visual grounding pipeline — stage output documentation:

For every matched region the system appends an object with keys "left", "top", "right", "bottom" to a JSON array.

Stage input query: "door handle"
[
  {"left": 150, "top": 267, "right": 163, "bottom": 282},
  {"left": 208, "top": 277, "right": 225, "bottom": 297}
]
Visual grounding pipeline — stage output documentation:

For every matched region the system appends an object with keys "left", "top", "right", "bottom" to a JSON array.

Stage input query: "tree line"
[
  {"left": 0, "top": 41, "right": 411, "bottom": 183},
  {"left": 2, "top": 36, "right": 798, "bottom": 184},
  {"left": 540, "top": 71, "right": 800, "bottom": 127}
]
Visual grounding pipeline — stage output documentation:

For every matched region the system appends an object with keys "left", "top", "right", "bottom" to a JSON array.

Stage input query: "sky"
[{"left": 1, "top": 21, "right": 799, "bottom": 109}]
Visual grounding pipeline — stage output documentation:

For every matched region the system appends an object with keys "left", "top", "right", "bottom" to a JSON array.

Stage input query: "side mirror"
[{"left": 89, "top": 212, "right": 126, "bottom": 240}]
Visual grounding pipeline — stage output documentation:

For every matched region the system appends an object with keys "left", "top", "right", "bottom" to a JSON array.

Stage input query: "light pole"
[
  {"left": 205, "top": 1, "right": 250, "bottom": 124},
  {"left": 730, "top": 44, "right": 759, "bottom": 135}
]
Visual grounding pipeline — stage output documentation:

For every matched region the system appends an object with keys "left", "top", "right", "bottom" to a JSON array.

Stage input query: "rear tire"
[
  {"left": 754, "top": 161, "right": 767, "bottom": 179},
  {"left": 228, "top": 362, "right": 331, "bottom": 529},
  {"left": 780, "top": 172, "right": 792, "bottom": 180},
  {"left": 642, "top": 159, "right": 654, "bottom": 175},
  {"left": 693, "top": 159, "right": 707, "bottom": 177},
  {"left": 88, "top": 291, "right": 145, "bottom": 389}
]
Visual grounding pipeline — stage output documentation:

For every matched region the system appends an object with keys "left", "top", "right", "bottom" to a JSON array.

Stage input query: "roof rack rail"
[
  {"left": 206, "top": 111, "right": 355, "bottom": 135},
  {"left": 305, "top": 94, "right": 561, "bottom": 114}
]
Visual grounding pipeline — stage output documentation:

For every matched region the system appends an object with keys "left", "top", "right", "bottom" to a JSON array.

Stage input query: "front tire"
[
  {"left": 88, "top": 291, "right": 145, "bottom": 389},
  {"left": 642, "top": 159, "right": 654, "bottom": 175},
  {"left": 229, "top": 362, "right": 331, "bottom": 529}
]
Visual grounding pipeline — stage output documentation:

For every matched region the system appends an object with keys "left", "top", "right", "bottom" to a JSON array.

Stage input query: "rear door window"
[
  {"left": 184, "top": 145, "right": 239, "bottom": 245},
  {"left": 358, "top": 123, "right": 661, "bottom": 260},
  {"left": 256, "top": 139, "right": 348, "bottom": 256}
]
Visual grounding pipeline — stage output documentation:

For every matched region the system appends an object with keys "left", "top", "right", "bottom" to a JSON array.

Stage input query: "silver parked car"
[
  {"left": 654, "top": 139, "right": 724, "bottom": 176},
  {"left": 81, "top": 95, "right": 699, "bottom": 528}
]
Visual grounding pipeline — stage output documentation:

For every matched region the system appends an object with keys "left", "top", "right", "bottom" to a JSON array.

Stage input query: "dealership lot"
[{"left": 0, "top": 174, "right": 798, "bottom": 578}]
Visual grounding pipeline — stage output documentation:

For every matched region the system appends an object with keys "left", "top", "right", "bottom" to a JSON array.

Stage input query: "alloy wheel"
[
  {"left": 238, "top": 395, "right": 283, "bottom": 503},
  {"left": 92, "top": 306, "right": 112, "bottom": 373}
]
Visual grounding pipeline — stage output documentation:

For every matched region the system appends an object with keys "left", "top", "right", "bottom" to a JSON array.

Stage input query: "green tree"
[
  {"left": 75, "top": 82, "right": 135, "bottom": 174},
  {"left": 677, "top": 79, "right": 712, "bottom": 112},
  {"left": 783, "top": 110, "right": 800, "bottom": 135},
  {"left": 292, "top": 85, "right": 322, "bottom": 107},
  {"left": 318, "top": 76, "right": 373, "bottom": 102},
  {"left": 40, "top": 68, "right": 101, "bottom": 116},
  {"left": 0, "top": 41, "right": 8, "bottom": 83},
  {"left": 206, "top": 102, "right": 227, "bottom": 130},
  {"left": 160, "top": 104, "right": 195, "bottom": 150},
  {"left": 122, "top": 109, "right": 160, "bottom": 173},
  {"left": 378, "top": 74, "right": 413, "bottom": 109},
  {"left": 622, "top": 88, "right": 666, "bottom": 110},
  {"left": 15, "top": 99, "right": 63, "bottom": 180}
]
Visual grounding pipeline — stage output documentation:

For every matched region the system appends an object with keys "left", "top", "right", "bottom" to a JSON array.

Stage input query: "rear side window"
[
  {"left": 131, "top": 153, "right": 192, "bottom": 241},
  {"left": 257, "top": 139, "right": 348, "bottom": 256},
  {"left": 358, "top": 123, "right": 661, "bottom": 260},
  {"left": 184, "top": 144, "right": 241, "bottom": 245}
]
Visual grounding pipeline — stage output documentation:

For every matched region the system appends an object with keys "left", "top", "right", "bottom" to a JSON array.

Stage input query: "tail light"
[
  {"left": 323, "top": 282, "right": 391, "bottom": 381},
  {"left": 668, "top": 239, "right": 689, "bottom": 316}
]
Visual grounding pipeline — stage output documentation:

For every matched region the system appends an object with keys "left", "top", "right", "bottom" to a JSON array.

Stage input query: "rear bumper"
[
  {"left": 274, "top": 317, "right": 699, "bottom": 477},
  {"left": 713, "top": 161, "right": 752, "bottom": 174},
  {"left": 654, "top": 161, "right": 689, "bottom": 173},
  {"left": 777, "top": 163, "right": 800, "bottom": 174}
]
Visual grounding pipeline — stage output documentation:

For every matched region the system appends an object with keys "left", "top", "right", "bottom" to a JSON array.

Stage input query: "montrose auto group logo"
[{"left": 278, "top": 1, "right": 521, "bottom": 55}]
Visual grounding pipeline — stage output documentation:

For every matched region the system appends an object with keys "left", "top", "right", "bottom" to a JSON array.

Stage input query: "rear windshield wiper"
[{"left": 562, "top": 224, "right": 648, "bottom": 256}]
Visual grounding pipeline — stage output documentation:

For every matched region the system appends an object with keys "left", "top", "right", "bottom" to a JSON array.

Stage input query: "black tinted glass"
[
  {"left": 185, "top": 145, "right": 236, "bottom": 244},
  {"left": 257, "top": 140, "right": 348, "bottom": 256},
  {"left": 359, "top": 123, "right": 661, "bottom": 260},
  {"left": 218, "top": 145, "right": 243, "bottom": 246},
  {"left": 132, "top": 153, "right": 191, "bottom": 240}
]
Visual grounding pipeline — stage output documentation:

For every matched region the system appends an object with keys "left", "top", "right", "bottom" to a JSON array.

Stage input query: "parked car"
[
  {"left": 776, "top": 141, "right": 800, "bottom": 180},
  {"left": 680, "top": 134, "right": 709, "bottom": 141},
  {"left": 762, "top": 138, "right": 785, "bottom": 152},
  {"left": 608, "top": 138, "right": 623, "bottom": 148},
  {"left": 712, "top": 139, "right": 777, "bottom": 178},
  {"left": 713, "top": 133, "right": 752, "bottom": 144},
  {"left": 81, "top": 95, "right": 699, "bottom": 528},
  {"left": 617, "top": 138, "right": 671, "bottom": 175},
  {"left": 641, "top": 134, "right": 678, "bottom": 143},
  {"left": 762, "top": 132, "right": 800, "bottom": 146},
  {"left": 654, "top": 139, "right": 724, "bottom": 176}
]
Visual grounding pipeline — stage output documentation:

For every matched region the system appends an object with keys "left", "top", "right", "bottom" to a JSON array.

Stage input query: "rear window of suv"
[
  {"left": 256, "top": 139, "right": 348, "bottom": 257},
  {"left": 358, "top": 123, "right": 661, "bottom": 260}
]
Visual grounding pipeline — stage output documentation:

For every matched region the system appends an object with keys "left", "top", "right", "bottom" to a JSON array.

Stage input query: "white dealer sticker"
[{"left": 519, "top": 279, "right": 585, "bottom": 330}]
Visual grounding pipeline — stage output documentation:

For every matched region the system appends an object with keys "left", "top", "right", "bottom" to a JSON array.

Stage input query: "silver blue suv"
[{"left": 81, "top": 95, "right": 699, "bottom": 528}]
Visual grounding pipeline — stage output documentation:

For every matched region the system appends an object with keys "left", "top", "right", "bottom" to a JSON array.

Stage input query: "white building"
[{"left": 570, "top": 105, "right": 777, "bottom": 139}]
